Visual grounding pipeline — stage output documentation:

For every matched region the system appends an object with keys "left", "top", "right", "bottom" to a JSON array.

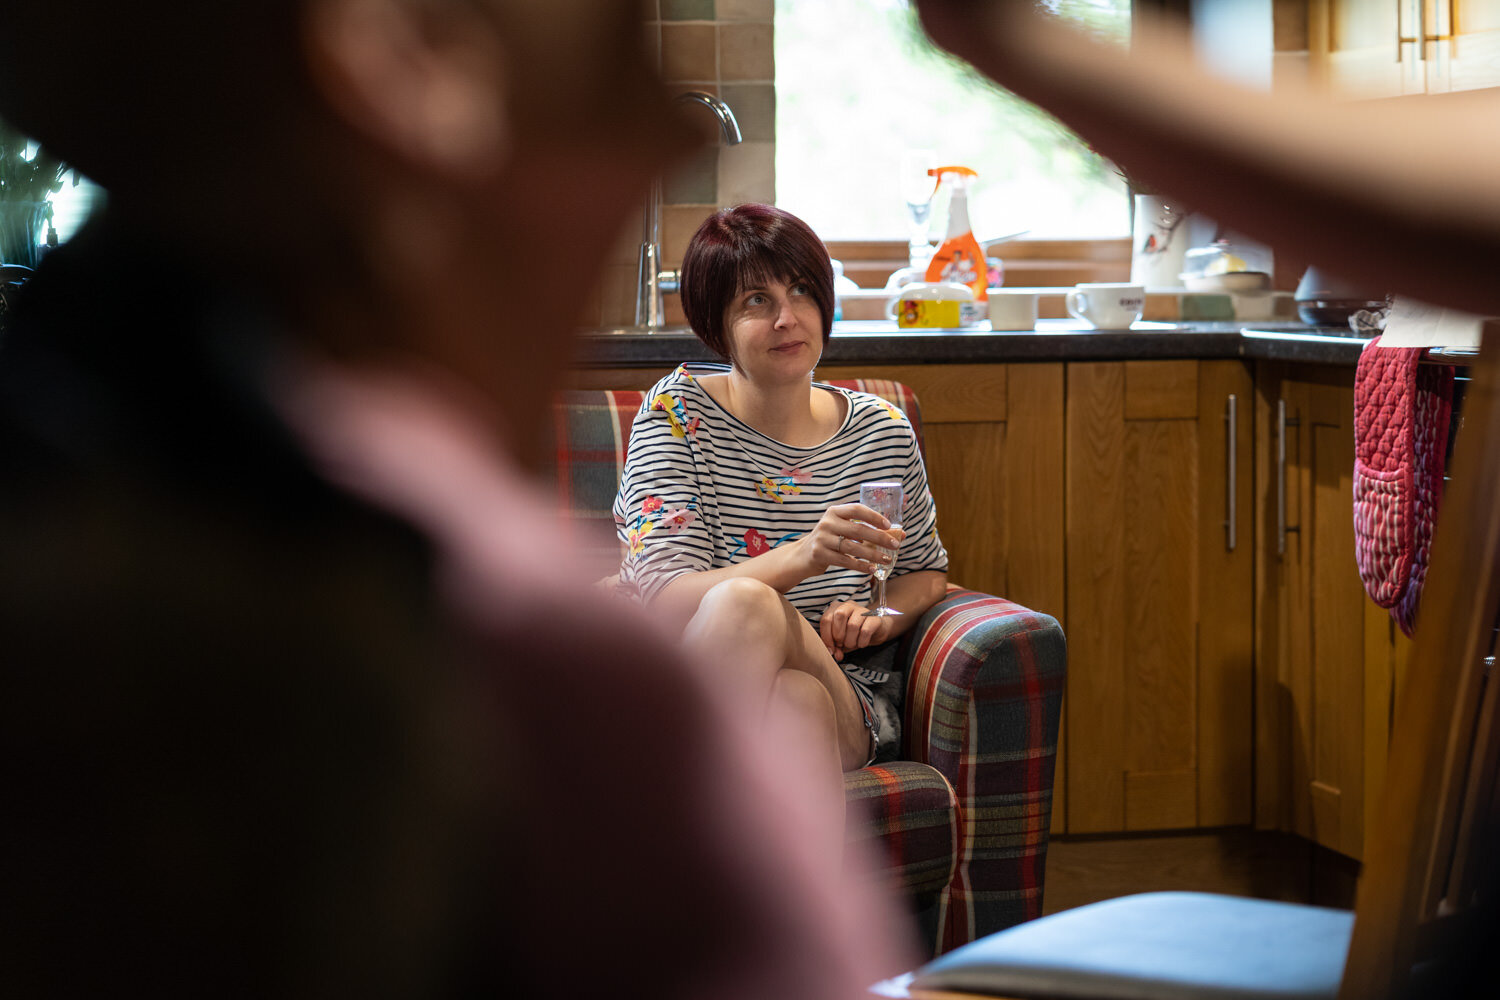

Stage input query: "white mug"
[
  {"left": 1066, "top": 282, "right": 1145, "bottom": 329},
  {"left": 987, "top": 289, "right": 1039, "bottom": 330}
]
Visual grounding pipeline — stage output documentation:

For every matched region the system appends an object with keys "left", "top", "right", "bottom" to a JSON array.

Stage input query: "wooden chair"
[{"left": 882, "top": 324, "right": 1500, "bottom": 999}]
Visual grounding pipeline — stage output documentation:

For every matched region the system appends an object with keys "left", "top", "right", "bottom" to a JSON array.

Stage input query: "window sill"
[{"left": 827, "top": 238, "right": 1132, "bottom": 291}]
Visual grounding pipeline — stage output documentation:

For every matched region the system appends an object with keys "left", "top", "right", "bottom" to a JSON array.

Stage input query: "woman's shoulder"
[
  {"left": 644, "top": 362, "right": 729, "bottom": 401},
  {"left": 633, "top": 364, "right": 726, "bottom": 442},
  {"left": 828, "top": 384, "right": 915, "bottom": 431}
]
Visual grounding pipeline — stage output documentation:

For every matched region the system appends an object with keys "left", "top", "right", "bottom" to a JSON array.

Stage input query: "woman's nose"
[{"left": 773, "top": 296, "right": 797, "bottom": 327}]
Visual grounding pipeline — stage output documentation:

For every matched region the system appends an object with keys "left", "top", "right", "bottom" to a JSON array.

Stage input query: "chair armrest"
[{"left": 899, "top": 586, "right": 1067, "bottom": 948}]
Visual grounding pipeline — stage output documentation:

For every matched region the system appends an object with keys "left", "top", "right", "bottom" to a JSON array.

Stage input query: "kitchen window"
[{"left": 775, "top": 0, "right": 1133, "bottom": 245}]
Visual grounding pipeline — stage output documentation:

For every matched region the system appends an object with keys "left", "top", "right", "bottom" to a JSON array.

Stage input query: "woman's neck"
[{"left": 717, "top": 368, "right": 842, "bottom": 447}]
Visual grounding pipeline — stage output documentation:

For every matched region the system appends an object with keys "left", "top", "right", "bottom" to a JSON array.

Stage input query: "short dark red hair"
[{"left": 679, "top": 204, "right": 835, "bottom": 361}]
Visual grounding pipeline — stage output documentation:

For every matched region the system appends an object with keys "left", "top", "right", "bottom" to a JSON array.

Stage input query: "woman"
[{"left": 614, "top": 204, "right": 949, "bottom": 775}]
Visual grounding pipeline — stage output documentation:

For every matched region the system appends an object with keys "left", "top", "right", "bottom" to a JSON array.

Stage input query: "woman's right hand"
[{"left": 798, "top": 502, "right": 903, "bottom": 578}]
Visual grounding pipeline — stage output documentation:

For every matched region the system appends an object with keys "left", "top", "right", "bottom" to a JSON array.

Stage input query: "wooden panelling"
[
  {"left": 925, "top": 422, "right": 1007, "bottom": 601},
  {"left": 1124, "top": 770, "right": 1198, "bottom": 831},
  {"left": 1124, "top": 360, "right": 1199, "bottom": 420},
  {"left": 1066, "top": 363, "right": 1128, "bottom": 832},
  {"left": 1122, "top": 419, "right": 1198, "bottom": 782},
  {"left": 1066, "top": 360, "right": 1253, "bottom": 835},
  {"left": 1197, "top": 361, "right": 1256, "bottom": 827},
  {"left": 1309, "top": 386, "right": 1364, "bottom": 858},
  {"left": 1005, "top": 364, "right": 1067, "bottom": 834},
  {"left": 1042, "top": 828, "right": 1357, "bottom": 918},
  {"left": 1253, "top": 364, "right": 1290, "bottom": 833},
  {"left": 1256, "top": 363, "right": 1380, "bottom": 862},
  {"left": 814, "top": 363, "right": 1007, "bottom": 423},
  {"left": 1004, "top": 364, "right": 1067, "bottom": 623}
]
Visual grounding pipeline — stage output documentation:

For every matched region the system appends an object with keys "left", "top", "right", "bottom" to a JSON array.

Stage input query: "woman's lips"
[{"left": 771, "top": 340, "right": 805, "bottom": 353}]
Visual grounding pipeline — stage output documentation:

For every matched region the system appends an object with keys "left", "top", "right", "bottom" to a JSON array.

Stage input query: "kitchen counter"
[{"left": 573, "top": 319, "right": 1373, "bottom": 369}]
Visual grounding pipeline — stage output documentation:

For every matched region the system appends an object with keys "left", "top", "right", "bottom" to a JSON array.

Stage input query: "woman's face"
[{"left": 722, "top": 276, "right": 824, "bottom": 385}]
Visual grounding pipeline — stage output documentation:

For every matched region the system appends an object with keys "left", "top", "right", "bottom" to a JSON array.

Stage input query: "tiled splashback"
[{"left": 590, "top": 0, "right": 775, "bottom": 328}]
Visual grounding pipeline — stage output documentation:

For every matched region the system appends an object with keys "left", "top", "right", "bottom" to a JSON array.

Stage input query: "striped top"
[{"left": 613, "top": 363, "right": 948, "bottom": 624}]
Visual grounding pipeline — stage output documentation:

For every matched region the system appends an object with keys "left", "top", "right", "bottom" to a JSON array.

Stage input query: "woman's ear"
[{"left": 303, "top": 0, "right": 509, "bottom": 178}]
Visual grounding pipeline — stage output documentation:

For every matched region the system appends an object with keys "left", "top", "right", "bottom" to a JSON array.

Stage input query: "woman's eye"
[
  {"left": 791, "top": 282, "right": 810, "bottom": 295},
  {"left": 746, "top": 293, "right": 767, "bottom": 307}
]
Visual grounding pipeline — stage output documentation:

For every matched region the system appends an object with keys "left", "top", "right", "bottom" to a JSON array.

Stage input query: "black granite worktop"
[{"left": 573, "top": 319, "right": 1371, "bottom": 369}]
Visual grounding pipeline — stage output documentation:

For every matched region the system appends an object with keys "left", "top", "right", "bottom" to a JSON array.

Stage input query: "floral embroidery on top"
[
  {"left": 755, "top": 467, "right": 811, "bottom": 503},
  {"left": 626, "top": 518, "right": 655, "bottom": 556},
  {"left": 756, "top": 475, "right": 803, "bottom": 502},
  {"left": 872, "top": 397, "right": 905, "bottom": 422},
  {"left": 729, "top": 526, "right": 800, "bottom": 558},
  {"left": 626, "top": 494, "right": 699, "bottom": 557},
  {"left": 742, "top": 528, "right": 770, "bottom": 557},
  {"left": 652, "top": 392, "right": 700, "bottom": 439}
]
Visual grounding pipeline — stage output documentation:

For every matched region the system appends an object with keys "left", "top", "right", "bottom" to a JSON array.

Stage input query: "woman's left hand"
[{"left": 819, "top": 599, "right": 896, "bottom": 661}]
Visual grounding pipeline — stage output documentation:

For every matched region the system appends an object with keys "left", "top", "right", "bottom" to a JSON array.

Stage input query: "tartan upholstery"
[
  {"left": 549, "top": 377, "right": 1065, "bottom": 955},
  {"left": 903, "top": 588, "right": 1066, "bottom": 953},
  {"left": 844, "top": 760, "right": 959, "bottom": 899}
]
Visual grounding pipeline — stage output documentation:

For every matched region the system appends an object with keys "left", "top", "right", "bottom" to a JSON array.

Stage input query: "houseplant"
[{"left": 1, "top": 118, "right": 68, "bottom": 269}]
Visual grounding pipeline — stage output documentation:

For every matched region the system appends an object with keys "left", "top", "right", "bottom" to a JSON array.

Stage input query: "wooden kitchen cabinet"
[
  {"left": 1310, "top": 0, "right": 1425, "bottom": 98},
  {"left": 1310, "top": 0, "right": 1500, "bottom": 97},
  {"left": 1427, "top": 0, "right": 1500, "bottom": 92},
  {"left": 1252, "top": 362, "right": 1412, "bottom": 862},
  {"left": 1063, "top": 360, "right": 1255, "bottom": 835}
]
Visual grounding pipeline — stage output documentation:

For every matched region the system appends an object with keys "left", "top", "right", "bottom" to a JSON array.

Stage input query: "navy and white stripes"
[{"left": 614, "top": 363, "right": 948, "bottom": 623}]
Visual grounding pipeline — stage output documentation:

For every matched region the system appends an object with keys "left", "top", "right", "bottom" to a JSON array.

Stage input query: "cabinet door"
[
  {"left": 1254, "top": 365, "right": 1370, "bottom": 859},
  {"left": 1426, "top": 0, "right": 1500, "bottom": 92},
  {"left": 1064, "top": 360, "right": 1254, "bottom": 834},
  {"left": 1312, "top": 0, "right": 1426, "bottom": 97}
]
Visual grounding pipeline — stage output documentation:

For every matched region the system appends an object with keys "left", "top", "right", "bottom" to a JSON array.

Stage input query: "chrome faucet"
[{"left": 636, "top": 91, "right": 743, "bottom": 329}]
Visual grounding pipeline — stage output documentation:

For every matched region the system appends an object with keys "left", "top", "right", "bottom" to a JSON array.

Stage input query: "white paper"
[{"left": 1377, "top": 297, "right": 1488, "bottom": 349}]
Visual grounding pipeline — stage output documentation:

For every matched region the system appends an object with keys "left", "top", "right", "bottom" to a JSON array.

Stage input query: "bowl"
[
  {"left": 1182, "top": 271, "right": 1272, "bottom": 294},
  {"left": 1296, "top": 300, "right": 1385, "bottom": 327}
]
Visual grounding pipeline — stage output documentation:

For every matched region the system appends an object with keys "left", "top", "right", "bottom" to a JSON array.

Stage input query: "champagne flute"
[
  {"left": 898, "top": 149, "right": 938, "bottom": 269},
  {"left": 858, "top": 480, "right": 904, "bottom": 618}
]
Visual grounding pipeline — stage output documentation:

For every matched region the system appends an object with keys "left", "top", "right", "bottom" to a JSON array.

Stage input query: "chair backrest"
[
  {"left": 550, "top": 378, "right": 927, "bottom": 534},
  {"left": 1341, "top": 324, "right": 1500, "bottom": 998}
]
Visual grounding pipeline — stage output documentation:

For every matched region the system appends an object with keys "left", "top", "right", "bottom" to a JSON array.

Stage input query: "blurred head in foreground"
[{"left": 0, "top": 0, "right": 695, "bottom": 464}]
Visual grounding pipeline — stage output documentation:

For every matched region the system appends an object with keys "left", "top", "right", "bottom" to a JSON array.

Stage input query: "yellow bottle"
[{"left": 924, "top": 165, "right": 988, "bottom": 322}]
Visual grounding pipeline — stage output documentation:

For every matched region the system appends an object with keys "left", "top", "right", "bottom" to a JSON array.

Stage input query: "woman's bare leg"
[{"left": 683, "top": 577, "right": 872, "bottom": 772}]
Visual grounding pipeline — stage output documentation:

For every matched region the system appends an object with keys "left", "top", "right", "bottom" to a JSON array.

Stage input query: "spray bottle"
[{"left": 924, "top": 166, "right": 988, "bottom": 323}]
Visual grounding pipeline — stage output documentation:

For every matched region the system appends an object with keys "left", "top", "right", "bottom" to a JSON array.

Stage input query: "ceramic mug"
[
  {"left": 987, "top": 289, "right": 1039, "bottom": 330},
  {"left": 885, "top": 282, "right": 977, "bottom": 329},
  {"left": 1066, "top": 282, "right": 1145, "bottom": 329}
]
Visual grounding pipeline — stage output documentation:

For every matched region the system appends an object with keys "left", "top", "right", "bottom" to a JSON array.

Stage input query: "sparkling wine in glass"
[{"left": 859, "top": 480, "right": 904, "bottom": 618}]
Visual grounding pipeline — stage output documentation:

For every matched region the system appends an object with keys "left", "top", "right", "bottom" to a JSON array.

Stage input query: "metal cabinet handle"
[
  {"left": 1277, "top": 399, "right": 1302, "bottom": 557},
  {"left": 1225, "top": 394, "right": 1237, "bottom": 552}
]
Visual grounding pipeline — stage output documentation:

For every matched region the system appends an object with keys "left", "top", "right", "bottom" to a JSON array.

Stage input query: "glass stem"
[{"left": 872, "top": 574, "right": 888, "bottom": 610}]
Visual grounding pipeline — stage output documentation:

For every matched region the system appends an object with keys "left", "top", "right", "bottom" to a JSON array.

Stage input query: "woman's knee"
[{"left": 693, "top": 577, "right": 785, "bottom": 629}]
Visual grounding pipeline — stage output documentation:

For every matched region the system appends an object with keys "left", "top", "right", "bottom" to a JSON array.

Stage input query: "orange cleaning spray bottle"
[{"left": 924, "top": 166, "right": 988, "bottom": 323}]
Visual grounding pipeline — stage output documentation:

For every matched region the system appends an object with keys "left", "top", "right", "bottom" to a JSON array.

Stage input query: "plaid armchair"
[{"left": 551, "top": 379, "right": 1066, "bottom": 955}]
